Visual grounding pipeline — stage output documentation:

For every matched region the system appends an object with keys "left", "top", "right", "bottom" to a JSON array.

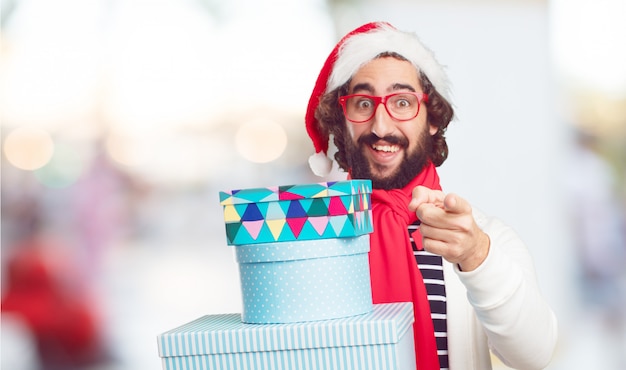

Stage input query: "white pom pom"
[{"left": 308, "top": 152, "right": 333, "bottom": 177}]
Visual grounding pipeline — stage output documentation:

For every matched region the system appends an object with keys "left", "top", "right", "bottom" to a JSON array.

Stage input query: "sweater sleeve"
[{"left": 455, "top": 210, "right": 558, "bottom": 369}]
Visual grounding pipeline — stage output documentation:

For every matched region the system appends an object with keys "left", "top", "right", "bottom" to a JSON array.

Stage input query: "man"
[{"left": 304, "top": 22, "right": 557, "bottom": 370}]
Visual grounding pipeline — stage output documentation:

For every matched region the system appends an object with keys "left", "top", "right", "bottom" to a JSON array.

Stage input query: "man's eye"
[
  {"left": 357, "top": 100, "right": 373, "bottom": 109},
  {"left": 396, "top": 99, "right": 410, "bottom": 108}
]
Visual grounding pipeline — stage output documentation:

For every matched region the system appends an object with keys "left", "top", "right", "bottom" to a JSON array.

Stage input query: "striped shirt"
[{"left": 409, "top": 221, "right": 449, "bottom": 370}]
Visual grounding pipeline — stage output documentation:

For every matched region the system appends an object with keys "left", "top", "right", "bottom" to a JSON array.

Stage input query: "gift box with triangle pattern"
[
  {"left": 218, "top": 180, "right": 374, "bottom": 324},
  {"left": 219, "top": 180, "right": 373, "bottom": 245}
]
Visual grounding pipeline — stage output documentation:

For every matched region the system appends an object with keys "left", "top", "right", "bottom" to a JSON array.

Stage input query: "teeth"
[{"left": 372, "top": 144, "right": 399, "bottom": 153}]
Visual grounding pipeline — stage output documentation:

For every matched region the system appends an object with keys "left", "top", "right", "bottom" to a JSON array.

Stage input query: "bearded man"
[{"left": 304, "top": 22, "right": 557, "bottom": 370}]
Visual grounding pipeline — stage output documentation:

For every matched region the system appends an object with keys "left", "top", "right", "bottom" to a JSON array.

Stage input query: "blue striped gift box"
[{"left": 157, "top": 302, "right": 415, "bottom": 370}]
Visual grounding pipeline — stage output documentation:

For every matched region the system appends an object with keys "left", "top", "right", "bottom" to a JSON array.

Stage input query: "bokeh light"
[
  {"left": 235, "top": 118, "right": 288, "bottom": 163},
  {"left": 33, "top": 142, "right": 87, "bottom": 188},
  {"left": 104, "top": 132, "right": 153, "bottom": 168},
  {"left": 3, "top": 127, "right": 55, "bottom": 170}
]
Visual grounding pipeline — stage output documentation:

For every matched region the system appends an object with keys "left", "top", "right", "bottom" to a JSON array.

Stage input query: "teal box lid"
[
  {"left": 219, "top": 180, "right": 373, "bottom": 245},
  {"left": 157, "top": 302, "right": 414, "bottom": 358}
]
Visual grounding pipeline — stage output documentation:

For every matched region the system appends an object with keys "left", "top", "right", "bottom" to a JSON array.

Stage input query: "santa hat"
[{"left": 305, "top": 22, "right": 451, "bottom": 177}]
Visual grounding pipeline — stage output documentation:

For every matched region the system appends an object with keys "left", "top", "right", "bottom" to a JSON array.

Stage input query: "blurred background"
[{"left": 1, "top": 0, "right": 624, "bottom": 369}]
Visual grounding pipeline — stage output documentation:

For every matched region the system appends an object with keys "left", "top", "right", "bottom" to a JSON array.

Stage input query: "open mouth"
[{"left": 372, "top": 144, "right": 400, "bottom": 153}]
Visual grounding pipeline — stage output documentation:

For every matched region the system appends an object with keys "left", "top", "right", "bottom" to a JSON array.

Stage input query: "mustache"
[{"left": 357, "top": 133, "right": 409, "bottom": 147}]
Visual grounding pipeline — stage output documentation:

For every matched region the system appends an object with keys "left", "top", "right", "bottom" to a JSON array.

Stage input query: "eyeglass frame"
[{"left": 338, "top": 92, "right": 429, "bottom": 124}]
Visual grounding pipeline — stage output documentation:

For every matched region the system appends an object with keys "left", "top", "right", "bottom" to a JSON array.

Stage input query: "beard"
[{"left": 344, "top": 128, "right": 432, "bottom": 190}]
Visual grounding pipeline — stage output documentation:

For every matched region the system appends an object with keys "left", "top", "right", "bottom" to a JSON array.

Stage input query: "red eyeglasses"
[{"left": 338, "top": 92, "right": 428, "bottom": 123}]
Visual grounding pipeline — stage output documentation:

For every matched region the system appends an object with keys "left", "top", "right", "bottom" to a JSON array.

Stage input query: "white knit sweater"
[{"left": 443, "top": 209, "right": 558, "bottom": 370}]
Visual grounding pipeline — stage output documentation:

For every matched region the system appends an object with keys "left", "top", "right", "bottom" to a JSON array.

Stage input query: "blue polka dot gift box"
[
  {"left": 235, "top": 235, "right": 372, "bottom": 324},
  {"left": 156, "top": 302, "right": 416, "bottom": 370},
  {"left": 218, "top": 180, "right": 372, "bottom": 245}
]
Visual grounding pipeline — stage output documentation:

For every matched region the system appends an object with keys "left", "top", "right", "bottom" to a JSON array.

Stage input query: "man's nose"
[{"left": 370, "top": 103, "right": 395, "bottom": 138}]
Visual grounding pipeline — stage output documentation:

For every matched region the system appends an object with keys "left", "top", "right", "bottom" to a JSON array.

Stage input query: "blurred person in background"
[
  {"left": 566, "top": 129, "right": 626, "bottom": 368},
  {"left": 1, "top": 210, "right": 112, "bottom": 370},
  {"left": 305, "top": 22, "right": 558, "bottom": 370}
]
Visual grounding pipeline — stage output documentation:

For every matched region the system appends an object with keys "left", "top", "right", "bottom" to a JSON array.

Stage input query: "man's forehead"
[{"left": 348, "top": 57, "right": 421, "bottom": 92}]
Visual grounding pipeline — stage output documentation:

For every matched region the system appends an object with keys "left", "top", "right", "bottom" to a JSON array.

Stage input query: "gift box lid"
[
  {"left": 157, "top": 302, "right": 413, "bottom": 358},
  {"left": 218, "top": 180, "right": 373, "bottom": 245},
  {"left": 219, "top": 180, "right": 372, "bottom": 206}
]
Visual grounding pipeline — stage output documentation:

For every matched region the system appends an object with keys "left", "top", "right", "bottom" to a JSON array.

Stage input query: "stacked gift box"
[
  {"left": 156, "top": 180, "right": 416, "bottom": 369},
  {"left": 157, "top": 302, "right": 415, "bottom": 370}
]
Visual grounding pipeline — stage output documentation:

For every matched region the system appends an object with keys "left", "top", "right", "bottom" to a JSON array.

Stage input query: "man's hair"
[{"left": 314, "top": 54, "right": 455, "bottom": 172}]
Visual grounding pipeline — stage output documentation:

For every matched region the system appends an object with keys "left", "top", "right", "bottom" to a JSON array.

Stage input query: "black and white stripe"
[{"left": 409, "top": 221, "right": 449, "bottom": 370}]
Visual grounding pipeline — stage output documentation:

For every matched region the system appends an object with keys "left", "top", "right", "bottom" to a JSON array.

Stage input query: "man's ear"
[{"left": 429, "top": 124, "right": 438, "bottom": 136}]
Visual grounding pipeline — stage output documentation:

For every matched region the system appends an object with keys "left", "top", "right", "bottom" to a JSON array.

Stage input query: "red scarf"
[{"left": 369, "top": 162, "right": 441, "bottom": 370}]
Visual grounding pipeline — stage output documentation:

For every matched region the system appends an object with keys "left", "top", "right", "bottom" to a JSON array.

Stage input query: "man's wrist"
[{"left": 458, "top": 231, "right": 491, "bottom": 272}]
